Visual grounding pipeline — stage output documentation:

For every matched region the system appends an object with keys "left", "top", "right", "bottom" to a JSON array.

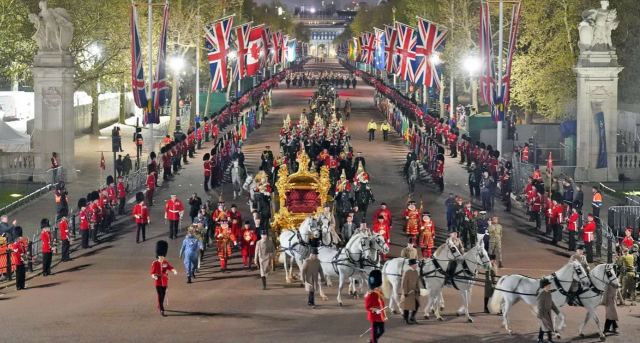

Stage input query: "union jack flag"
[
  {"left": 149, "top": 1, "right": 169, "bottom": 124},
  {"left": 411, "top": 17, "right": 447, "bottom": 89},
  {"left": 479, "top": 1, "right": 495, "bottom": 107},
  {"left": 129, "top": 5, "right": 147, "bottom": 109},
  {"left": 205, "top": 15, "right": 234, "bottom": 91},
  {"left": 360, "top": 32, "right": 376, "bottom": 65},
  {"left": 262, "top": 26, "right": 273, "bottom": 65},
  {"left": 384, "top": 25, "right": 398, "bottom": 74},
  {"left": 394, "top": 22, "right": 417, "bottom": 82},
  {"left": 281, "top": 35, "right": 289, "bottom": 64},
  {"left": 500, "top": 2, "right": 522, "bottom": 118},
  {"left": 232, "top": 22, "right": 252, "bottom": 80},
  {"left": 272, "top": 31, "right": 282, "bottom": 65}
]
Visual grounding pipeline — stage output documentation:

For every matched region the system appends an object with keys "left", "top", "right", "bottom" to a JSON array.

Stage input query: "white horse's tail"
[{"left": 488, "top": 276, "right": 506, "bottom": 314}]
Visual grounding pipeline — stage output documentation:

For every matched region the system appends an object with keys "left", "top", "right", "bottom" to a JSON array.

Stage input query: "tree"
[{"left": 0, "top": 0, "right": 37, "bottom": 89}]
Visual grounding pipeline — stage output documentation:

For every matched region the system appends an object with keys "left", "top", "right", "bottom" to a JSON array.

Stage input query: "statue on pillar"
[
  {"left": 578, "top": 0, "right": 618, "bottom": 52},
  {"left": 28, "top": 0, "right": 74, "bottom": 52}
]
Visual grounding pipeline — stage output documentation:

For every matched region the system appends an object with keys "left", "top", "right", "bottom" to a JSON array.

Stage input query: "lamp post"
[
  {"left": 226, "top": 50, "right": 238, "bottom": 102},
  {"left": 168, "top": 55, "right": 185, "bottom": 134},
  {"left": 462, "top": 55, "right": 481, "bottom": 114}
]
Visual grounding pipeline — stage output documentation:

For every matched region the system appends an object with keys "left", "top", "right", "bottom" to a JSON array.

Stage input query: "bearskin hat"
[
  {"left": 493, "top": 150, "right": 501, "bottom": 159},
  {"left": 487, "top": 145, "right": 493, "bottom": 152},
  {"left": 156, "top": 240, "right": 169, "bottom": 257},
  {"left": 437, "top": 146, "right": 445, "bottom": 154},
  {"left": 475, "top": 141, "right": 481, "bottom": 147},
  {"left": 160, "top": 146, "right": 167, "bottom": 154},
  {"left": 106, "top": 175, "right": 114, "bottom": 185},
  {"left": 136, "top": 192, "right": 145, "bottom": 203},
  {"left": 368, "top": 269, "right": 382, "bottom": 289},
  {"left": 436, "top": 154, "right": 445, "bottom": 162},
  {"left": 91, "top": 191, "right": 100, "bottom": 202},
  {"left": 136, "top": 127, "right": 142, "bottom": 133},
  {"left": 78, "top": 197, "right": 87, "bottom": 209},
  {"left": 505, "top": 161, "right": 512, "bottom": 170},
  {"left": 40, "top": 218, "right": 50, "bottom": 229},
  {"left": 13, "top": 226, "right": 23, "bottom": 238},
  {"left": 149, "top": 151, "right": 156, "bottom": 160},
  {"left": 203, "top": 153, "right": 210, "bottom": 161},
  {"left": 196, "top": 122, "right": 201, "bottom": 129},
  {"left": 479, "top": 142, "right": 486, "bottom": 149}
]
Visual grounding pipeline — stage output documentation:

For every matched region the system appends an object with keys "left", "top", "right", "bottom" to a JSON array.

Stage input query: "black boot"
[
  {"left": 261, "top": 276, "right": 267, "bottom": 290},
  {"left": 403, "top": 310, "right": 412, "bottom": 325},
  {"left": 410, "top": 311, "right": 418, "bottom": 324},
  {"left": 187, "top": 276, "right": 192, "bottom": 284},
  {"left": 484, "top": 297, "right": 490, "bottom": 313}
]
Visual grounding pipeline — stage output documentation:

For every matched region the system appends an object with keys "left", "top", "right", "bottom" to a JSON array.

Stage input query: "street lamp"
[
  {"left": 227, "top": 50, "right": 238, "bottom": 61},
  {"left": 310, "top": 7, "right": 316, "bottom": 14},
  {"left": 430, "top": 52, "right": 443, "bottom": 66},
  {"left": 462, "top": 55, "right": 481, "bottom": 115},
  {"left": 168, "top": 55, "right": 185, "bottom": 133}
]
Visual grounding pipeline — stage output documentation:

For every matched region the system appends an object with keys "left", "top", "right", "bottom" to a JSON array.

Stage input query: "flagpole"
[
  {"left": 195, "top": 5, "right": 201, "bottom": 126},
  {"left": 148, "top": 0, "right": 155, "bottom": 153},
  {"left": 497, "top": 0, "right": 504, "bottom": 155}
]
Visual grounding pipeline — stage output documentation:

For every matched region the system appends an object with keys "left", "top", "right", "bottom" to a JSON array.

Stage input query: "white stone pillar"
[
  {"left": 32, "top": 52, "right": 76, "bottom": 181},
  {"left": 574, "top": 51, "right": 623, "bottom": 182}
]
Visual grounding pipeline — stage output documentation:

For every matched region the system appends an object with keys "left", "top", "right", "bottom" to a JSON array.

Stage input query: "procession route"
[{"left": 0, "top": 59, "right": 636, "bottom": 343}]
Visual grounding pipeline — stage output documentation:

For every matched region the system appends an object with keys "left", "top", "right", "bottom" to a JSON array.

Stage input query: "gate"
[{"left": 607, "top": 206, "right": 640, "bottom": 240}]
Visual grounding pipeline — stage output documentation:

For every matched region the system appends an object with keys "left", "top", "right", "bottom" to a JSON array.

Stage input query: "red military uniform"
[
  {"left": 418, "top": 218, "right": 436, "bottom": 258},
  {"left": 59, "top": 218, "right": 69, "bottom": 241},
  {"left": 146, "top": 173, "right": 156, "bottom": 205},
  {"left": 40, "top": 230, "right": 52, "bottom": 253},
  {"left": 117, "top": 181, "right": 126, "bottom": 200},
  {"left": 133, "top": 202, "right": 150, "bottom": 224},
  {"left": 372, "top": 221, "right": 391, "bottom": 244},
  {"left": 107, "top": 185, "right": 117, "bottom": 205},
  {"left": 567, "top": 212, "right": 579, "bottom": 232},
  {"left": 215, "top": 222, "right": 236, "bottom": 270},
  {"left": 164, "top": 199, "right": 184, "bottom": 221},
  {"left": 551, "top": 203, "right": 564, "bottom": 225},
  {"left": 403, "top": 206, "right": 420, "bottom": 237},
  {"left": 583, "top": 221, "right": 596, "bottom": 243},
  {"left": 79, "top": 208, "right": 90, "bottom": 231},
  {"left": 365, "top": 288, "right": 387, "bottom": 343},
  {"left": 373, "top": 207, "right": 392, "bottom": 226},
  {"left": 240, "top": 227, "right": 257, "bottom": 268},
  {"left": 622, "top": 234, "right": 634, "bottom": 250},
  {"left": 150, "top": 259, "right": 175, "bottom": 288},
  {"left": 10, "top": 238, "right": 27, "bottom": 267},
  {"left": 204, "top": 160, "right": 212, "bottom": 176},
  {"left": 212, "top": 207, "right": 231, "bottom": 224}
]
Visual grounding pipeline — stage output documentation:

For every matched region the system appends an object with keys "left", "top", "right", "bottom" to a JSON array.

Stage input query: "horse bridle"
[
  {"left": 551, "top": 263, "right": 589, "bottom": 297},
  {"left": 586, "top": 264, "right": 619, "bottom": 295}
]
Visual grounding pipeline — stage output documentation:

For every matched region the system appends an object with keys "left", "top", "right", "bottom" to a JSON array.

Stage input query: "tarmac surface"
[{"left": 1, "top": 59, "right": 638, "bottom": 343}]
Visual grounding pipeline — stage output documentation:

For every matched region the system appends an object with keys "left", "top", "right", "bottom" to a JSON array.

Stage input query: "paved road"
[{"left": 1, "top": 60, "right": 637, "bottom": 343}]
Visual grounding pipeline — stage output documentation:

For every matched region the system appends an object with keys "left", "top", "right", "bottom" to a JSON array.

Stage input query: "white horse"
[
  {"left": 242, "top": 173, "right": 256, "bottom": 210},
  {"left": 317, "top": 232, "right": 390, "bottom": 306},
  {"left": 574, "top": 264, "right": 620, "bottom": 340},
  {"left": 278, "top": 216, "right": 324, "bottom": 283},
  {"left": 381, "top": 243, "right": 461, "bottom": 315},
  {"left": 422, "top": 242, "right": 491, "bottom": 322},
  {"left": 231, "top": 160, "right": 246, "bottom": 200},
  {"left": 407, "top": 159, "right": 419, "bottom": 194},
  {"left": 488, "top": 260, "right": 591, "bottom": 335}
]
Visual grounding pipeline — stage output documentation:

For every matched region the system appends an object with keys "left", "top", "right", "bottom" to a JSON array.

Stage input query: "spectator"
[
  {"left": 122, "top": 154, "right": 133, "bottom": 176},
  {"left": 0, "top": 215, "right": 16, "bottom": 242},
  {"left": 115, "top": 155, "right": 124, "bottom": 177}
]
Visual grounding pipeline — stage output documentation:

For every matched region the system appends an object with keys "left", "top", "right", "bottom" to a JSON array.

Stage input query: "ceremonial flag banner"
[
  {"left": 281, "top": 35, "right": 289, "bottom": 64},
  {"left": 287, "top": 39, "right": 297, "bottom": 62},
  {"left": 500, "top": 2, "right": 522, "bottom": 119},
  {"left": 384, "top": 25, "right": 398, "bottom": 74},
  {"left": 233, "top": 22, "right": 252, "bottom": 79},
  {"left": 130, "top": 4, "right": 147, "bottom": 109},
  {"left": 394, "top": 21, "right": 418, "bottom": 82},
  {"left": 479, "top": 0, "right": 495, "bottom": 107},
  {"left": 247, "top": 24, "right": 265, "bottom": 76},
  {"left": 272, "top": 31, "right": 282, "bottom": 65},
  {"left": 204, "top": 15, "right": 234, "bottom": 91},
  {"left": 373, "top": 28, "right": 386, "bottom": 71},
  {"left": 361, "top": 32, "right": 376, "bottom": 65},
  {"left": 411, "top": 17, "right": 447, "bottom": 89},
  {"left": 149, "top": 1, "right": 169, "bottom": 124},
  {"left": 595, "top": 111, "right": 608, "bottom": 169},
  {"left": 262, "top": 26, "right": 273, "bottom": 66}
]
